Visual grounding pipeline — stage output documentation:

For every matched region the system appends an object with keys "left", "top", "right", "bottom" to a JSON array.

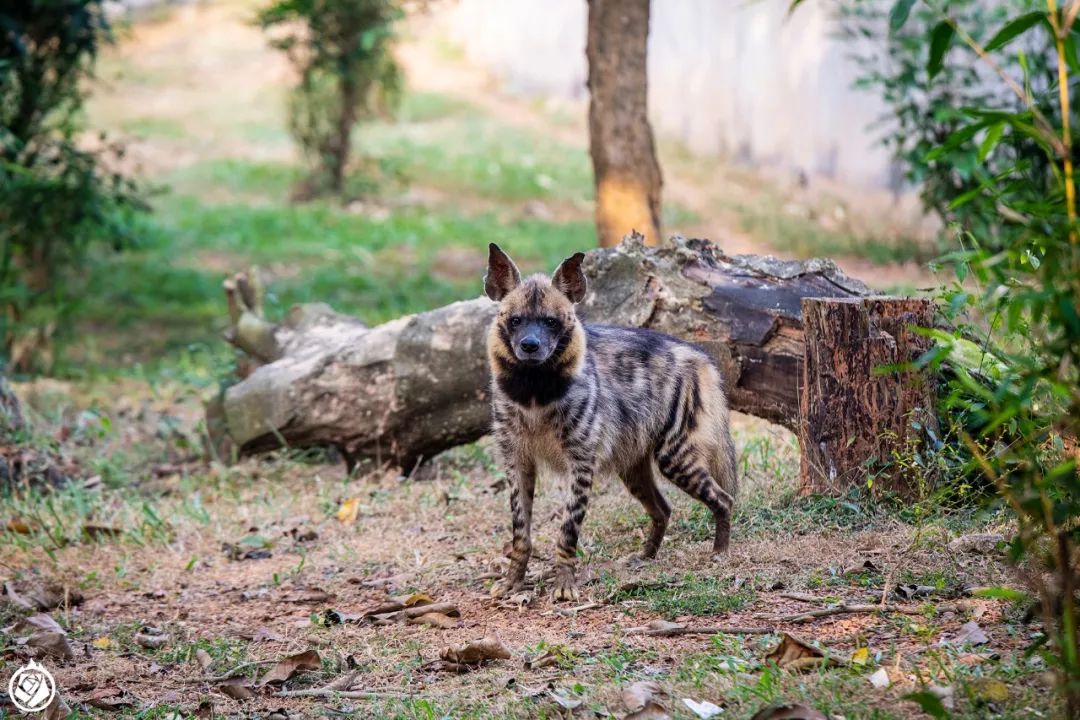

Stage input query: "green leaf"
[
  {"left": 903, "top": 691, "right": 951, "bottom": 720},
  {"left": 970, "top": 586, "right": 1028, "bottom": 602},
  {"left": 927, "top": 21, "right": 955, "bottom": 80},
  {"left": 786, "top": 0, "right": 806, "bottom": 16},
  {"left": 985, "top": 12, "right": 1047, "bottom": 53},
  {"left": 889, "top": 0, "right": 918, "bottom": 33},
  {"left": 978, "top": 122, "right": 1005, "bottom": 162}
]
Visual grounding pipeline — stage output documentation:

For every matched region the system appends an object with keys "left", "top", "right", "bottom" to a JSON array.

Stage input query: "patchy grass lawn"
[{"left": 1, "top": 381, "right": 1047, "bottom": 719}]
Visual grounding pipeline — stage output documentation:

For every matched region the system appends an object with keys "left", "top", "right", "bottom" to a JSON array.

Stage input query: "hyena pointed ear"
[
  {"left": 552, "top": 252, "right": 587, "bottom": 304},
  {"left": 485, "top": 243, "right": 522, "bottom": 301}
]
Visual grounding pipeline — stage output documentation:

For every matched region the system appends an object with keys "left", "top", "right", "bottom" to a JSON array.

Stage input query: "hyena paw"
[
  {"left": 620, "top": 553, "right": 655, "bottom": 570},
  {"left": 490, "top": 577, "right": 523, "bottom": 599},
  {"left": 551, "top": 571, "right": 580, "bottom": 602}
]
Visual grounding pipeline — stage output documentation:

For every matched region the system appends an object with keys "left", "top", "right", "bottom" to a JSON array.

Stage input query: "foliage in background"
[
  {"left": 257, "top": 0, "right": 403, "bottom": 199},
  {"left": 842, "top": 0, "right": 1080, "bottom": 714},
  {"left": 840, "top": 0, "right": 1054, "bottom": 251},
  {"left": 0, "top": 0, "right": 145, "bottom": 373}
]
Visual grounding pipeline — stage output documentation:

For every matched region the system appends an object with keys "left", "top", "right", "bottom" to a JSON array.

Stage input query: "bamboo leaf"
[
  {"left": 978, "top": 122, "right": 1005, "bottom": 162},
  {"left": 889, "top": 0, "right": 918, "bottom": 34},
  {"left": 985, "top": 11, "right": 1048, "bottom": 52},
  {"left": 928, "top": 21, "right": 955, "bottom": 80}
]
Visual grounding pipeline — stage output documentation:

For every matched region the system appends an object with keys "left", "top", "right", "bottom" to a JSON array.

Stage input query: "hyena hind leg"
[
  {"left": 621, "top": 458, "right": 671, "bottom": 560},
  {"left": 656, "top": 448, "right": 734, "bottom": 555}
]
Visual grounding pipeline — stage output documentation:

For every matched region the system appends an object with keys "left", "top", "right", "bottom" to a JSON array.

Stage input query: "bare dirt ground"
[{"left": 1, "top": 379, "right": 1038, "bottom": 719}]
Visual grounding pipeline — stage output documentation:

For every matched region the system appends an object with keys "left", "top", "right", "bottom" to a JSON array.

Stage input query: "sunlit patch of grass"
[
  {"left": 120, "top": 115, "right": 188, "bottom": 139},
  {"left": 359, "top": 108, "right": 594, "bottom": 204},
  {"left": 731, "top": 194, "right": 935, "bottom": 266}
]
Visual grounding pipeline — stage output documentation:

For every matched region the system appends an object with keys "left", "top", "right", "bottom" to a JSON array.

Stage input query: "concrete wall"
[{"left": 444, "top": 0, "right": 898, "bottom": 191}]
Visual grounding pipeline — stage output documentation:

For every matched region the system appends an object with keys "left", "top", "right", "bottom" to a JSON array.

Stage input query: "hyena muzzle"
[{"left": 484, "top": 243, "right": 738, "bottom": 601}]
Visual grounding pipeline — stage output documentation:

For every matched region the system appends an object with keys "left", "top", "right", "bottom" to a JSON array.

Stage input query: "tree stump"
[{"left": 799, "top": 296, "right": 938, "bottom": 496}]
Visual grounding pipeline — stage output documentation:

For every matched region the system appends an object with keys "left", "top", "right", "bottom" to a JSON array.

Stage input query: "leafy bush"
[
  {"left": 841, "top": 0, "right": 1079, "bottom": 713},
  {"left": 0, "top": 0, "right": 144, "bottom": 372},
  {"left": 257, "top": 0, "right": 403, "bottom": 198}
]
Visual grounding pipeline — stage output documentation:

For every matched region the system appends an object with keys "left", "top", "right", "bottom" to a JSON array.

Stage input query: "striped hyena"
[{"left": 484, "top": 244, "right": 738, "bottom": 601}]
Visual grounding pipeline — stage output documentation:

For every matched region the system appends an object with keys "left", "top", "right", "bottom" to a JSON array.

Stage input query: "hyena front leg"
[
  {"left": 491, "top": 453, "right": 536, "bottom": 598},
  {"left": 552, "top": 456, "right": 596, "bottom": 601}
]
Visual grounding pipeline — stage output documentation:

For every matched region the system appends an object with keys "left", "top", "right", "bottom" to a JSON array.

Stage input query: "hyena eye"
[
  {"left": 508, "top": 316, "right": 522, "bottom": 328},
  {"left": 543, "top": 317, "right": 560, "bottom": 329}
]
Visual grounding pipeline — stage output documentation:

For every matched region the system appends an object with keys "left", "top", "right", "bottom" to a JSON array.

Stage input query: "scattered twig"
[
  {"left": 554, "top": 601, "right": 603, "bottom": 617},
  {"left": 185, "top": 660, "right": 277, "bottom": 683},
  {"left": 625, "top": 623, "right": 774, "bottom": 637},
  {"left": 761, "top": 602, "right": 959, "bottom": 624},
  {"left": 880, "top": 565, "right": 895, "bottom": 609},
  {"left": 275, "top": 687, "right": 409, "bottom": 699},
  {"left": 778, "top": 592, "right": 829, "bottom": 604}
]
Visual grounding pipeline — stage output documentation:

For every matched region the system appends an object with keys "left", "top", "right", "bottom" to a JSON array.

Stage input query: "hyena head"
[{"left": 484, "top": 243, "right": 587, "bottom": 367}]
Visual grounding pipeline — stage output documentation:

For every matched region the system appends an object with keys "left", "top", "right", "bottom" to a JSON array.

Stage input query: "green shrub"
[
  {"left": 0, "top": 0, "right": 145, "bottom": 372},
  {"left": 257, "top": 0, "right": 403, "bottom": 198},
  {"left": 838, "top": 0, "right": 1079, "bottom": 713}
]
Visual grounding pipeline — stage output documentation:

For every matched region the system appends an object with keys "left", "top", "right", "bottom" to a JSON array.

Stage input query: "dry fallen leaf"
[
  {"left": 195, "top": 648, "right": 214, "bottom": 672},
  {"left": 260, "top": 649, "right": 321, "bottom": 686},
  {"left": 6, "top": 518, "right": 31, "bottom": 534},
  {"left": 336, "top": 497, "right": 360, "bottom": 524},
  {"left": 11, "top": 613, "right": 66, "bottom": 635},
  {"left": 942, "top": 620, "right": 989, "bottom": 647},
  {"left": 749, "top": 703, "right": 828, "bottom": 720},
  {"left": 765, "top": 634, "right": 842, "bottom": 672},
  {"left": 84, "top": 687, "right": 134, "bottom": 710},
  {"left": 622, "top": 680, "right": 671, "bottom": 720},
  {"left": 868, "top": 668, "right": 891, "bottom": 689},
  {"left": 92, "top": 636, "right": 112, "bottom": 649},
  {"left": 842, "top": 558, "right": 879, "bottom": 575},
  {"left": 850, "top": 647, "right": 870, "bottom": 666},
  {"left": 218, "top": 681, "right": 255, "bottom": 701},
  {"left": 408, "top": 611, "right": 460, "bottom": 629},
  {"left": 134, "top": 627, "right": 169, "bottom": 649},
  {"left": 683, "top": 698, "right": 723, "bottom": 719},
  {"left": 3, "top": 582, "right": 34, "bottom": 610},
  {"left": 403, "top": 592, "right": 434, "bottom": 606},
  {"left": 27, "top": 631, "right": 74, "bottom": 659},
  {"left": 42, "top": 694, "right": 72, "bottom": 720},
  {"left": 280, "top": 587, "right": 333, "bottom": 604},
  {"left": 252, "top": 627, "right": 285, "bottom": 643},
  {"left": 439, "top": 636, "right": 511, "bottom": 666}
]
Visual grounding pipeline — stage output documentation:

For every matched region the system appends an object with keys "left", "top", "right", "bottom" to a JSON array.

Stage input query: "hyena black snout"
[{"left": 511, "top": 320, "right": 559, "bottom": 363}]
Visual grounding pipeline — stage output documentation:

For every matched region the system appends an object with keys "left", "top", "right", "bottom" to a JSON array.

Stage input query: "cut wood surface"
[
  {"left": 798, "top": 296, "right": 938, "bottom": 496},
  {"left": 210, "top": 235, "right": 871, "bottom": 469}
]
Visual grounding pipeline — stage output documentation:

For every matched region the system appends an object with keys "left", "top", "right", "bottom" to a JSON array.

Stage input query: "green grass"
[
  {"left": 611, "top": 572, "right": 756, "bottom": 617},
  {"left": 731, "top": 195, "right": 936, "bottom": 266}
]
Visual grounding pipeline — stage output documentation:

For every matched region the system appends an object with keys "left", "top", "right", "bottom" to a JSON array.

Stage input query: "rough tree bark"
[
  {"left": 799, "top": 297, "right": 938, "bottom": 496},
  {"left": 586, "top": 0, "right": 663, "bottom": 248},
  {"left": 209, "top": 235, "right": 871, "bottom": 470}
]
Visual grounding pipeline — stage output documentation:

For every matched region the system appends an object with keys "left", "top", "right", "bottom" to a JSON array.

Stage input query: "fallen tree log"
[{"left": 208, "top": 234, "right": 871, "bottom": 470}]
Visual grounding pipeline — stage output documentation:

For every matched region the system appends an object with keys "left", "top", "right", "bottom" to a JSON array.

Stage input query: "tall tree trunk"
[
  {"left": 586, "top": 0, "right": 663, "bottom": 248},
  {"left": 330, "top": 72, "right": 359, "bottom": 195}
]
